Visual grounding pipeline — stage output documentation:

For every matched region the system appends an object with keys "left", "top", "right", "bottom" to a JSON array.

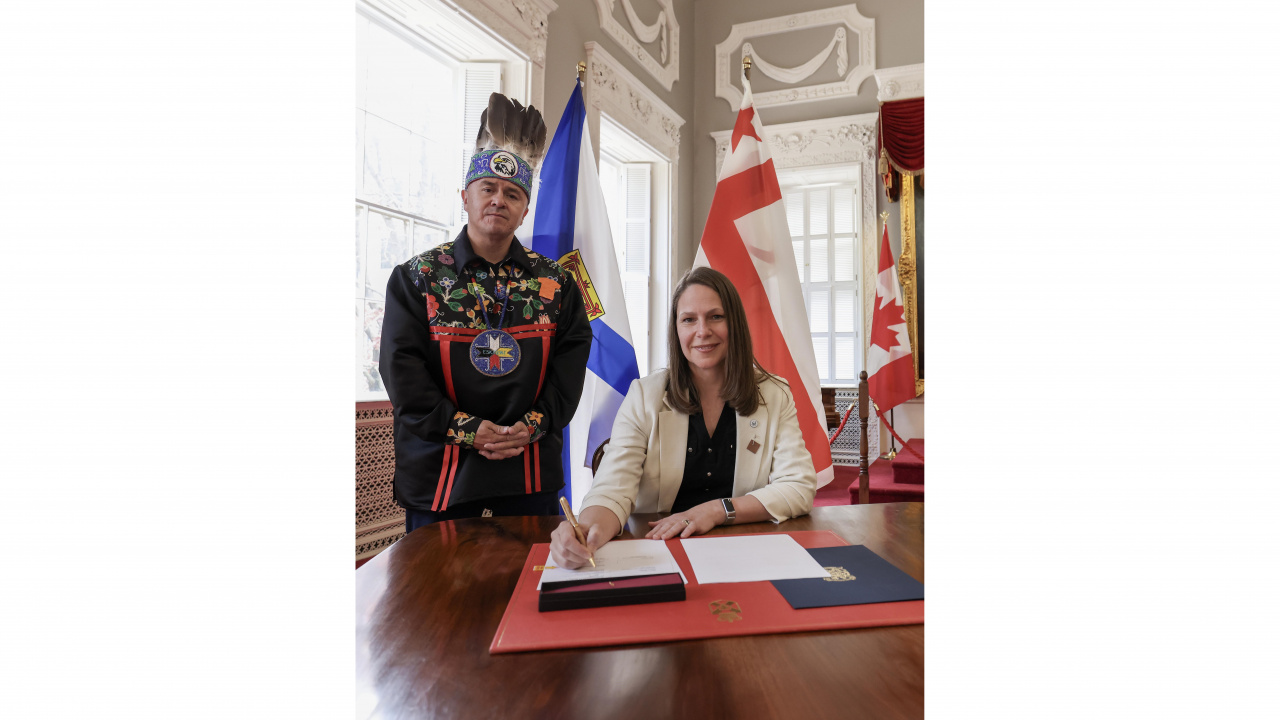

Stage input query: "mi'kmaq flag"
[
  {"left": 693, "top": 71, "right": 834, "bottom": 487},
  {"left": 529, "top": 79, "right": 641, "bottom": 510},
  {"left": 866, "top": 220, "right": 915, "bottom": 416}
]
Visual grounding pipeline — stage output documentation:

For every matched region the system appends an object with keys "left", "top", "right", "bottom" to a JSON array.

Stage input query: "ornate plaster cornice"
[
  {"left": 585, "top": 41, "right": 684, "bottom": 160},
  {"left": 711, "top": 112, "right": 879, "bottom": 362},
  {"left": 715, "top": 4, "right": 875, "bottom": 112},
  {"left": 593, "top": 0, "right": 679, "bottom": 91},
  {"left": 874, "top": 63, "right": 924, "bottom": 103},
  {"left": 449, "top": 0, "right": 557, "bottom": 66}
]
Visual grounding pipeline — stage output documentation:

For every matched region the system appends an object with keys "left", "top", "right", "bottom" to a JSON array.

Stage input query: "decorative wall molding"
[
  {"left": 452, "top": 0, "right": 557, "bottom": 66},
  {"left": 743, "top": 27, "right": 847, "bottom": 85},
  {"left": 711, "top": 112, "right": 879, "bottom": 360},
  {"left": 715, "top": 4, "right": 875, "bottom": 112},
  {"left": 874, "top": 63, "right": 924, "bottom": 103},
  {"left": 593, "top": 0, "right": 679, "bottom": 91},
  {"left": 585, "top": 42, "right": 684, "bottom": 162}
]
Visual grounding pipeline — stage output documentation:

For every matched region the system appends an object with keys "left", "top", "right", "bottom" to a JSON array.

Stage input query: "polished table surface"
[{"left": 356, "top": 503, "right": 924, "bottom": 720}]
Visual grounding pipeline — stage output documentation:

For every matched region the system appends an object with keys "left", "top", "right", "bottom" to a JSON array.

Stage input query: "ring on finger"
[{"left": 682, "top": 518, "right": 691, "bottom": 527}]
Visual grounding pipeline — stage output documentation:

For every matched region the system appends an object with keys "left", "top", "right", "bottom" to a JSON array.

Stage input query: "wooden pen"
[{"left": 558, "top": 496, "right": 596, "bottom": 568}]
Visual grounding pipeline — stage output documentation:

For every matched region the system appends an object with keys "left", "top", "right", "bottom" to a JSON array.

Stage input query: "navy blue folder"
[{"left": 770, "top": 545, "right": 924, "bottom": 610}]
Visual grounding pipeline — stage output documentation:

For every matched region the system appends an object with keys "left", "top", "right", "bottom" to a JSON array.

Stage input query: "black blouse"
[{"left": 670, "top": 403, "right": 736, "bottom": 513}]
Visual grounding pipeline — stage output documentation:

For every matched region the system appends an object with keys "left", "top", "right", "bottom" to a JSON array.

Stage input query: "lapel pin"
[{"left": 749, "top": 419, "right": 758, "bottom": 428}]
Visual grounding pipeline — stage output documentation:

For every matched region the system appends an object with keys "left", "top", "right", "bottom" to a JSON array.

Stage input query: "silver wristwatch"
[{"left": 720, "top": 497, "right": 736, "bottom": 525}]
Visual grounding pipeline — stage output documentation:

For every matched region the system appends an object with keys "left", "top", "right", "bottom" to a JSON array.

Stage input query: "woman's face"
[{"left": 675, "top": 283, "right": 728, "bottom": 373}]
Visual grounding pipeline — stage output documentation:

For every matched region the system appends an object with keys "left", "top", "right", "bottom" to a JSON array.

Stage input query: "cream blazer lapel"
[
  {"left": 731, "top": 402, "right": 768, "bottom": 498},
  {"left": 656, "top": 394, "right": 688, "bottom": 511}
]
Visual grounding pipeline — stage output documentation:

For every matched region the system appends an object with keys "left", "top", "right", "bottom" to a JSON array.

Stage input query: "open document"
[
  {"left": 680, "top": 534, "right": 832, "bottom": 584},
  {"left": 537, "top": 539, "right": 687, "bottom": 589}
]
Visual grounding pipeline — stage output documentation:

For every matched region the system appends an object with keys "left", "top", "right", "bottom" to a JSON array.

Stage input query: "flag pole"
[
  {"left": 882, "top": 407, "right": 898, "bottom": 460},
  {"left": 743, "top": 54, "right": 752, "bottom": 81},
  {"left": 875, "top": 211, "right": 899, "bottom": 461},
  {"left": 577, "top": 60, "right": 585, "bottom": 85}
]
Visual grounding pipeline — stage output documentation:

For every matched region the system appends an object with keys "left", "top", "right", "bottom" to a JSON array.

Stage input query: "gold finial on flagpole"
[
  {"left": 742, "top": 55, "right": 752, "bottom": 81},
  {"left": 880, "top": 211, "right": 890, "bottom": 228},
  {"left": 577, "top": 61, "right": 586, "bottom": 84}
]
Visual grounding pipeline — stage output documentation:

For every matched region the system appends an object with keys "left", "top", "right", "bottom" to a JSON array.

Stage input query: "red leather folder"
[{"left": 490, "top": 530, "right": 924, "bottom": 654}]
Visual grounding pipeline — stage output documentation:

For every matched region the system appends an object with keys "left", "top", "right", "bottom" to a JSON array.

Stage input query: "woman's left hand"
[{"left": 645, "top": 501, "right": 725, "bottom": 540}]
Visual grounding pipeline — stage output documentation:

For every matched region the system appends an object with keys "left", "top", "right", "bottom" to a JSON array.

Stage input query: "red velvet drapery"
[
  {"left": 878, "top": 97, "right": 923, "bottom": 202},
  {"left": 879, "top": 97, "right": 924, "bottom": 172}
]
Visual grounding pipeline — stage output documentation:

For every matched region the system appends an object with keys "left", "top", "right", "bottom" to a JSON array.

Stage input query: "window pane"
[
  {"left": 356, "top": 17, "right": 369, "bottom": 110},
  {"left": 356, "top": 205, "right": 367, "bottom": 297},
  {"left": 834, "top": 236, "right": 855, "bottom": 282},
  {"left": 413, "top": 223, "right": 445, "bottom": 256},
  {"left": 812, "top": 335, "right": 829, "bottom": 381},
  {"left": 809, "top": 190, "right": 828, "bottom": 236},
  {"left": 810, "top": 238, "right": 828, "bottom": 283},
  {"left": 786, "top": 191, "right": 804, "bottom": 237},
  {"left": 355, "top": 299, "right": 366, "bottom": 395},
  {"left": 835, "top": 336, "right": 856, "bottom": 379},
  {"left": 792, "top": 239, "right": 805, "bottom": 283},
  {"left": 809, "top": 289, "right": 828, "bottom": 333},
  {"left": 360, "top": 300, "right": 386, "bottom": 395},
  {"left": 363, "top": 114, "right": 410, "bottom": 210},
  {"left": 366, "top": 210, "right": 406, "bottom": 302},
  {"left": 365, "top": 21, "right": 424, "bottom": 132},
  {"left": 834, "top": 186, "right": 855, "bottom": 233},
  {"left": 355, "top": 109, "right": 366, "bottom": 197},
  {"left": 834, "top": 288, "right": 855, "bottom": 332}
]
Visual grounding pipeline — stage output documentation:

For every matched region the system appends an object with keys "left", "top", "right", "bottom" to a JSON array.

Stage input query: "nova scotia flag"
[{"left": 530, "top": 80, "right": 640, "bottom": 510}]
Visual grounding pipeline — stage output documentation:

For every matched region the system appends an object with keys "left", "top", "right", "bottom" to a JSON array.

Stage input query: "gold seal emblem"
[
  {"left": 709, "top": 599, "right": 742, "bottom": 622},
  {"left": 823, "top": 566, "right": 855, "bottom": 582}
]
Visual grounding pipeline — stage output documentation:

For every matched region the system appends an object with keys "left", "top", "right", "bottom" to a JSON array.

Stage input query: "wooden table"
[{"left": 356, "top": 503, "right": 924, "bottom": 720}]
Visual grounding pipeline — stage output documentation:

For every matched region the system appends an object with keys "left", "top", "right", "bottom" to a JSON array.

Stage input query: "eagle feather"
[{"left": 474, "top": 93, "right": 547, "bottom": 170}]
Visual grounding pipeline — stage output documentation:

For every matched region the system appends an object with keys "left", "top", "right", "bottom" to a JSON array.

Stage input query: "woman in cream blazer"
[{"left": 551, "top": 267, "right": 817, "bottom": 568}]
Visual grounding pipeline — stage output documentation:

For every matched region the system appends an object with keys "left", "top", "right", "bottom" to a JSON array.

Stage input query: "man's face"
[{"left": 461, "top": 178, "right": 529, "bottom": 240}]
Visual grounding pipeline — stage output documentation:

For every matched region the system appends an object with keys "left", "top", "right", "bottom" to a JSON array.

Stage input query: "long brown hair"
[{"left": 666, "top": 267, "right": 772, "bottom": 416}]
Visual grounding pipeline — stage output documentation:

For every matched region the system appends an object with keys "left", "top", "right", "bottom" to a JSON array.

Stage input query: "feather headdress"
[{"left": 465, "top": 93, "right": 547, "bottom": 198}]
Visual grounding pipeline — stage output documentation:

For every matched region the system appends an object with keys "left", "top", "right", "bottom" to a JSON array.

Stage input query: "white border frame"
[
  {"left": 592, "top": 0, "right": 680, "bottom": 91},
  {"left": 874, "top": 63, "right": 924, "bottom": 103},
  {"left": 714, "top": 4, "right": 875, "bottom": 112}
]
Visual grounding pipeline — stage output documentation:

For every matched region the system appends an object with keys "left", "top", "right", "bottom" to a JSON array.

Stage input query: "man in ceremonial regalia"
[{"left": 379, "top": 93, "right": 592, "bottom": 531}]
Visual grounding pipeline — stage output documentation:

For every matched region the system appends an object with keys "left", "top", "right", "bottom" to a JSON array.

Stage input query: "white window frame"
[{"left": 783, "top": 179, "right": 862, "bottom": 385}]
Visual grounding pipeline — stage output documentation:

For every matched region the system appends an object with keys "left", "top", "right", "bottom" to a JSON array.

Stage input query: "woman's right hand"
[{"left": 549, "top": 520, "right": 609, "bottom": 569}]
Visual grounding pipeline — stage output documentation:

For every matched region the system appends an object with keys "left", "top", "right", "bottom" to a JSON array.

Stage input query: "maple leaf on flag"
[{"left": 870, "top": 297, "right": 906, "bottom": 353}]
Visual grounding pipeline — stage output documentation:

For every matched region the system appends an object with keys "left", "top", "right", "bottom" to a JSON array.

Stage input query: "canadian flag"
[
  {"left": 694, "top": 73, "right": 834, "bottom": 488},
  {"left": 867, "top": 221, "right": 916, "bottom": 414}
]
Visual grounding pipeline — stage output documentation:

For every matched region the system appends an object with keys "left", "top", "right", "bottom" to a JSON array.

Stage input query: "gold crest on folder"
[
  {"left": 823, "top": 566, "right": 855, "bottom": 582},
  {"left": 709, "top": 600, "right": 742, "bottom": 622}
]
